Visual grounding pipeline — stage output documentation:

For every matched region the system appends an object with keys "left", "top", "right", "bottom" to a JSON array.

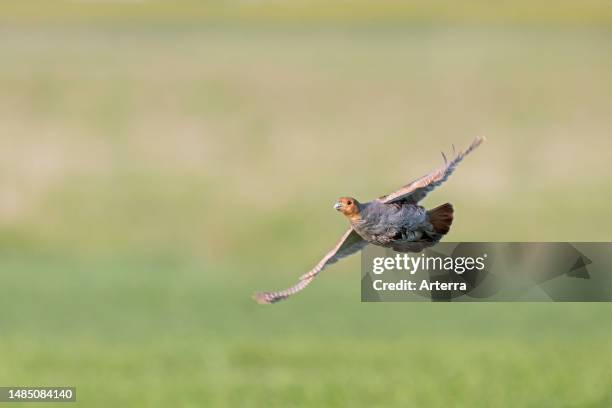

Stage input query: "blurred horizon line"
[{"left": 1, "top": 0, "right": 612, "bottom": 26}]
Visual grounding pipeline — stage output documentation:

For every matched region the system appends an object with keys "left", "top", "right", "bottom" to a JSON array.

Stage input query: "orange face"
[{"left": 333, "top": 197, "right": 361, "bottom": 220}]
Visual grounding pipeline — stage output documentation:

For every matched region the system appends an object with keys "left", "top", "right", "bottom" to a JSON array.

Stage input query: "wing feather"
[
  {"left": 380, "top": 136, "right": 485, "bottom": 205},
  {"left": 253, "top": 228, "right": 367, "bottom": 304}
]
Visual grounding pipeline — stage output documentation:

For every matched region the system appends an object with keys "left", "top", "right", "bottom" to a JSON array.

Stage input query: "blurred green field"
[
  {"left": 1, "top": 2, "right": 612, "bottom": 407},
  {"left": 2, "top": 0, "right": 612, "bottom": 25}
]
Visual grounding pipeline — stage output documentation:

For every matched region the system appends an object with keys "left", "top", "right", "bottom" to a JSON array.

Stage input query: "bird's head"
[{"left": 334, "top": 197, "right": 361, "bottom": 221}]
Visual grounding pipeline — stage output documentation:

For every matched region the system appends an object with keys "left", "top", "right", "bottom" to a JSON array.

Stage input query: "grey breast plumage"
[{"left": 351, "top": 201, "right": 429, "bottom": 246}]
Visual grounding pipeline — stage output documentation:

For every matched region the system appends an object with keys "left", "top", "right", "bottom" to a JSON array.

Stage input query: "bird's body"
[
  {"left": 254, "top": 137, "right": 485, "bottom": 304},
  {"left": 336, "top": 198, "right": 454, "bottom": 252},
  {"left": 350, "top": 201, "right": 430, "bottom": 246}
]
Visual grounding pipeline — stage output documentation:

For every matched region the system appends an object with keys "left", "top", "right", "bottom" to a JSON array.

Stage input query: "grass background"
[{"left": 1, "top": 1, "right": 612, "bottom": 406}]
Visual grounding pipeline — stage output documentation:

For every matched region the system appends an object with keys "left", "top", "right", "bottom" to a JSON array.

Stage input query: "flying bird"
[{"left": 254, "top": 136, "right": 485, "bottom": 304}]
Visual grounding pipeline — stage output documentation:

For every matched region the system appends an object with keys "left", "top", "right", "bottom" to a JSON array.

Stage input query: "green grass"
[
  {"left": 0, "top": 17, "right": 611, "bottom": 408},
  {"left": 1, "top": 255, "right": 612, "bottom": 407}
]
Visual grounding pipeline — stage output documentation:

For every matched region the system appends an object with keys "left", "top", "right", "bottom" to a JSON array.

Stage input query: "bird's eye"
[{"left": 347, "top": 201, "right": 352, "bottom": 205}]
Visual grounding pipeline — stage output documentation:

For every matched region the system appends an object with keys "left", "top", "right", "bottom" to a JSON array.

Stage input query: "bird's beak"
[{"left": 334, "top": 202, "right": 343, "bottom": 211}]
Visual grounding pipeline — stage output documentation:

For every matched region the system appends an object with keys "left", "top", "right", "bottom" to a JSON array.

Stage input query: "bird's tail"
[{"left": 428, "top": 203, "right": 454, "bottom": 235}]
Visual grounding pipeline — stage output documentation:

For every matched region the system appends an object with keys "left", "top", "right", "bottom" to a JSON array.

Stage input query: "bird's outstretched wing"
[
  {"left": 379, "top": 136, "right": 485, "bottom": 205},
  {"left": 253, "top": 228, "right": 367, "bottom": 304}
]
